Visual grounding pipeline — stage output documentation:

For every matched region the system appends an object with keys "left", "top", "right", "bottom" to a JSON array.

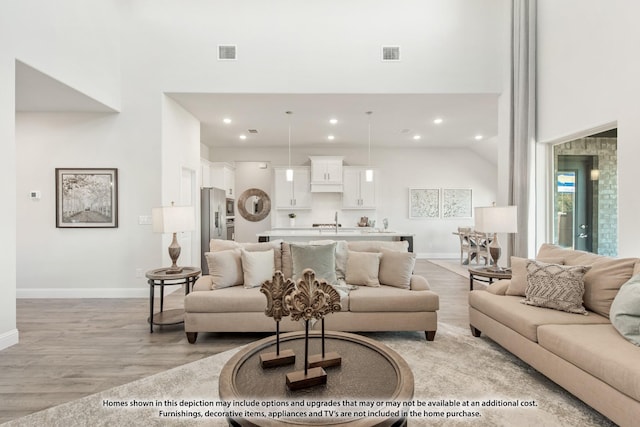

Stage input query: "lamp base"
[
  {"left": 487, "top": 238, "right": 503, "bottom": 272},
  {"left": 166, "top": 232, "right": 183, "bottom": 274},
  {"left": 165, "top": 267, "right": 184, "bottom": 275}
]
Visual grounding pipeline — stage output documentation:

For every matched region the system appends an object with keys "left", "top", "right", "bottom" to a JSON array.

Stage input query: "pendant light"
[
  {"left": 286, "top": 111, "right": 293, "bottom": 181},
  {"left": 365, "top": 111, "right": 374, "bottom": 182}
]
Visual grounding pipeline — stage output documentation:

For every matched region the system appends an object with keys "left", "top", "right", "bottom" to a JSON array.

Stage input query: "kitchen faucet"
[{"left": 335, "top": 211, "right": 339, "bottom": 233}]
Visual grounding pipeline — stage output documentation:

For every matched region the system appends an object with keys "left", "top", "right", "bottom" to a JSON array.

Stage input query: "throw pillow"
[
  {"left": 240, "top": 239, "right": 283, "bottom": 272},
  {"left": 506, "top": 256, "right": 565, "bottom": 296},
  {"left": 241, "top": 249, "right": 275, "bottom": 289},
  {"left": 309, "top": 239, "right": 349, "bottom": 279},
  {"left": 204, "top": 249, "right": 243, "bottom": 290},
  {"left": 345, "top": 251, "right": 382, "bottom": 287},
  {"left": 610, "top": 274, "right": 640, "bottom": 346},
  {"left": 291, "top": 243, "right": 337, "bottom": 285},
  {"left": 379, "top": 249, "right": 416, "bottom": 289},
  {"left": 521, "top": 260, "right": 591, "bottom": 315}
]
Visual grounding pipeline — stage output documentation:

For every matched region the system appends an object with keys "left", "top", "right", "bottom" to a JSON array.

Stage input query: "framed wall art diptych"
[
  {"left": 55, "top": 168, "right": 118, "bottom": 228},
  {"left": 442, "top": 188, "right": 473, "bottom": 218},
  {"left": 409, "top": 188, "right": 440, "bottom": 219}
]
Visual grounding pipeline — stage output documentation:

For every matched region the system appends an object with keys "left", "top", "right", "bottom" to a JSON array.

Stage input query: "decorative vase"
[{"left": 289, "top": 218, "right": 295, "bottom": 227}]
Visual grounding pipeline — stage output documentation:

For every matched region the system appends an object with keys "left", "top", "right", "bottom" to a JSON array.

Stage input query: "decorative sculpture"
[
  {"left": 259, "top": 271, "right": 296, "bottom": 368},
  {"left": 284, "top": 269, "right": 342, "bottom": 390}
]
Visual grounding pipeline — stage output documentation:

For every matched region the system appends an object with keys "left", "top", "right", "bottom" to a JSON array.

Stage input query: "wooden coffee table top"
[{"left": 219, "top": 330, "right": 414, "bottom": 426}]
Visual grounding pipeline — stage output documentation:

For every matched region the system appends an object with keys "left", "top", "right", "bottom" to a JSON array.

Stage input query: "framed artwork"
[
  {"left": 442, "top": 188, "right": 472, "bottom": 218},
  {"left": 55, "top": 168, "right": 118, "bottom": 228},
  {"left": 409, "top": 188, "right": 440, "bottom": 219}
]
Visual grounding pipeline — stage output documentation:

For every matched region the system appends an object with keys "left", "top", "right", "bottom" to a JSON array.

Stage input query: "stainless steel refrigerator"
[{"left": 201, "top": 187, "right": 227, "bottom": 275}]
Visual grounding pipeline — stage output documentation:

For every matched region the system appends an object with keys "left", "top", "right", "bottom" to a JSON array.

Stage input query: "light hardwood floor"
[{"left": 0, "top": 260, "right": 478, "bottom": 424}]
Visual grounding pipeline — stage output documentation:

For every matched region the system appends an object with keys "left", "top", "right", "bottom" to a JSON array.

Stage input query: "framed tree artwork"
[
  {"left": 409, "top": 188, "right": 440, "bottom": 219},
  {"left": 55, "top": 168, "right": 118, "bottom": 228}
]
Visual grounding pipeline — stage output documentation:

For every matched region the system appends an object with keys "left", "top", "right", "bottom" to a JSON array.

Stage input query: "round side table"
[
  {"left": 468, "top": 267, "right": 511, "bottom": 291},
  {"left": 145, "top": 267, "right": 201, "bottom": 333}
]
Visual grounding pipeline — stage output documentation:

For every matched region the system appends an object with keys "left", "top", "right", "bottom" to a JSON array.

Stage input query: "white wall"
[
  {"left": 161, "top": 96, "right": 201, "bottom": 268},
  {"left": 0, "top": 58, "right": 18, "bottom": 350},
  {"left": 1, "top": 0, "right": 122, "bottom": 348},
  {"left": 210, "top": 146, "right": 497, "bottom": 257},
  {"left": 537, "top": 0, "right": 640, "bottom": 257}
]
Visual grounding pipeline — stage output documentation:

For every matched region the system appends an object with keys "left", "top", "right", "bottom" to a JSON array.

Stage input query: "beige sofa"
[
  {"left": 185, "top": 240, "right": 439, "bottom": 344},
  {"left": 469, "top": 244, "right": 640, "bottom": 427}
]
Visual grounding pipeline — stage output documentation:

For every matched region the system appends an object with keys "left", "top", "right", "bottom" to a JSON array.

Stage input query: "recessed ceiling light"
[
  {"left": 474, "top": 134, "right": 483, "bottom": 141},
  {"left": 329, "top": 118, "right": 338, "bottom": 125},
  {"left": 433, "top": 118, "right": 443, "bottom": 125},
  {"left": 223, "top": 118, "right": 232, "bottom": 124},
  {"left": 239, "top": 134, "right": 247, "bottom": 140},
  {"left": 413, "top": 135, "right": 421, "bottom": 140},
  {"left": 327, "top": 135, "right": 335, "bottom": 141}
]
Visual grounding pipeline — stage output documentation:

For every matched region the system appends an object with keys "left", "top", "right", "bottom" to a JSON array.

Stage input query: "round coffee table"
[
  {"left": 468, "top": 267, "right": 512, "bottom": 291},
  {"left": 219, "top": 330, "right": 414, "bottom": 427}
]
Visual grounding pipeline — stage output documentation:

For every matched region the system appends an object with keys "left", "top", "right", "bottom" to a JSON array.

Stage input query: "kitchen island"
[{"left": 257, "top": 228, "right": 415, "bottom": 252}]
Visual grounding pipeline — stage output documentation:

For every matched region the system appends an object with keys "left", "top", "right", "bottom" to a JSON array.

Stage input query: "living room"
[{"left": 2, "top": 0, "right": 640, "bottom": 426}]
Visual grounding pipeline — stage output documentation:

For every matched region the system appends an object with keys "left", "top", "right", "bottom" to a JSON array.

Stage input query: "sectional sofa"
[
  {"left": 185, "top": 239, "right": 439, "bottom": 344},
  {"left": 469, "top": 244, "right": 640, "bottom": 427}
]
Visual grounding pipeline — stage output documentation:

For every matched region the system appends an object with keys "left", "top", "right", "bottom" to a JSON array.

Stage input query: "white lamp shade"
[
  {"left": 152, "top": 205, "right": 195, "bottom": 233},
  {"left": 474, "top": 206, "right": 518, "bottom": 233}
]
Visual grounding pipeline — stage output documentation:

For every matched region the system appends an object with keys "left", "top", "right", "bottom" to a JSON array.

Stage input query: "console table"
[
  {"left": 219, "top": 330, "right": 414, "bottom": 426},
  {"left": 145, "top": 267, "right": 200, "bottom": 333}
]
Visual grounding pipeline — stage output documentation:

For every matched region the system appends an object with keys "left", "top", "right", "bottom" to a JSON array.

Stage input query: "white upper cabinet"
[
  {"left": 200, "top": 158, "right": 211, "bottom": 188},
  {"left": 274, "top": 167, "right": 312, "bottom": 209},
  {"left": 210, "top": 162, "right": 235, "bottom": 198},
  {"left": 309, "top": 156, "right": 343, "bottom": 192},
  {"left": 342, "top": 167, "right": 377, "bottom": 209}
]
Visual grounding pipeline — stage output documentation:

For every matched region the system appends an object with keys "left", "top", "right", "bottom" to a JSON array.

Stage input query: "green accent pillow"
[
  {"left": 610, "top": 274, "right": 640, "bottom": 346},
  {"left": 291, "top": 243, "right": 337, "bottom": 285}
]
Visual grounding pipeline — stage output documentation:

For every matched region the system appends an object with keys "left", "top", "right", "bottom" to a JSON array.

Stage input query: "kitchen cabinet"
[
  {"left": 342, "top": 167, "right": 376, "bottom": 209},
  {"left": 309, "top": 156, "right": 343, "bottom": 192},
  {"left": 274, "top": 167, "right": 312, "bottom": 209},
  {"left": 200, "top": 158, "right": 211, "bottom": 188},
  {"left": 210, "top": 162, "right": 235, "bottom": 198}
]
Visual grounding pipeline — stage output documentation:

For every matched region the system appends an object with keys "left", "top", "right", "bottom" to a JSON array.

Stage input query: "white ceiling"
[
  {"left": 13, "top": 62, "right": 500, "bottom": 155},
  {"left": 168, "top": 93, "right": 499, "bottom": 149}
]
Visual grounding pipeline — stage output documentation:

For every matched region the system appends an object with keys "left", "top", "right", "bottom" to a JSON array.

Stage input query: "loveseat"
[
  {"left": 469, "top": 244, "right": 640, "bottom": 426},
  {"left": 185, "top": 239, "right": 439, "bottom": 344}
]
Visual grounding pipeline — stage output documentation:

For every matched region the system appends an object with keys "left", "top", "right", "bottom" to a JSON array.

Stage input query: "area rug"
[{"left": 3, "top": 323, "right": 613, "bottom": 427}]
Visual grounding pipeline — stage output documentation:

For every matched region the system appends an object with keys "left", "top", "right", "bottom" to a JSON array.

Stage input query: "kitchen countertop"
[{"left": 256, "top": 228, "right": 414, "bottom": 237}]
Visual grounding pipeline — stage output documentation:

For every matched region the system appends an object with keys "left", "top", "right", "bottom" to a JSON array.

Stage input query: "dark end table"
[
  {"left": 468, "top": 267, "right": 512, "bottom": 291},
  {"left": 145, "top": 267, "right": 200, "bottom": 333}
]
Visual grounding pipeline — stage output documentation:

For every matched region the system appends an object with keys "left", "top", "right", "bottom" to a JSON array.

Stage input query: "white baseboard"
[
  {"left": 0, "top": 329, "right": 19, "bottom": 351},
  {"left": 16, "top": 285, "right": 182, "bottom": 299}
]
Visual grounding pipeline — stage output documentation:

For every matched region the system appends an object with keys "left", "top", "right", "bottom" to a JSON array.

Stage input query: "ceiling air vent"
[
  {"left": 248, "top": 129, "right": 258, "bottom": 134},
  {"left": 218, "top": 45, "right": 237, "bottom": 60},
  {"left": 382, "top": 46, "right": 400, "bottom": 61}
]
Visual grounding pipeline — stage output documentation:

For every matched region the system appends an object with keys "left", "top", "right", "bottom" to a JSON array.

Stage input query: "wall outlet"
[
  {"left": 136, "top": 268, "right": 143, "bottom": 278},
  {"left": 138, "top": 215, "right": 152, "bottom": 225}
]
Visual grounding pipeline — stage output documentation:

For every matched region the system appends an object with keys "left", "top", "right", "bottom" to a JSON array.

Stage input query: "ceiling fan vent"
[
  {"left": 382, "top": 46, "right": 400, "bottom": 61},
  {"left": 248, "top": 129, "right": 258, "bottom": 134},
  {"left": 218, "top": 45, "right": 237, "bottom": 60}
]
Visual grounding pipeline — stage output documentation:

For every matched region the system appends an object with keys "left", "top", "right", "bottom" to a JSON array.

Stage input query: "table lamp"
[
  {"left": 152, "top": 202, "right": 195, "bottom": 274},
  {"left": 474, "top": 205, "right": 518, "bottom": 272}
]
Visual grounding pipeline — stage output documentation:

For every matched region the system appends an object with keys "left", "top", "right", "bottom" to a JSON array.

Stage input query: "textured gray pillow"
[
  {"left": 291, "top": 243, "right": 337, "bottom": 285},
  {"left": 521, "top": 260, "right": 591, "bottom": 315},
  {"left": 610, "top": 274, "right": 640, "bottom": 346}
]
